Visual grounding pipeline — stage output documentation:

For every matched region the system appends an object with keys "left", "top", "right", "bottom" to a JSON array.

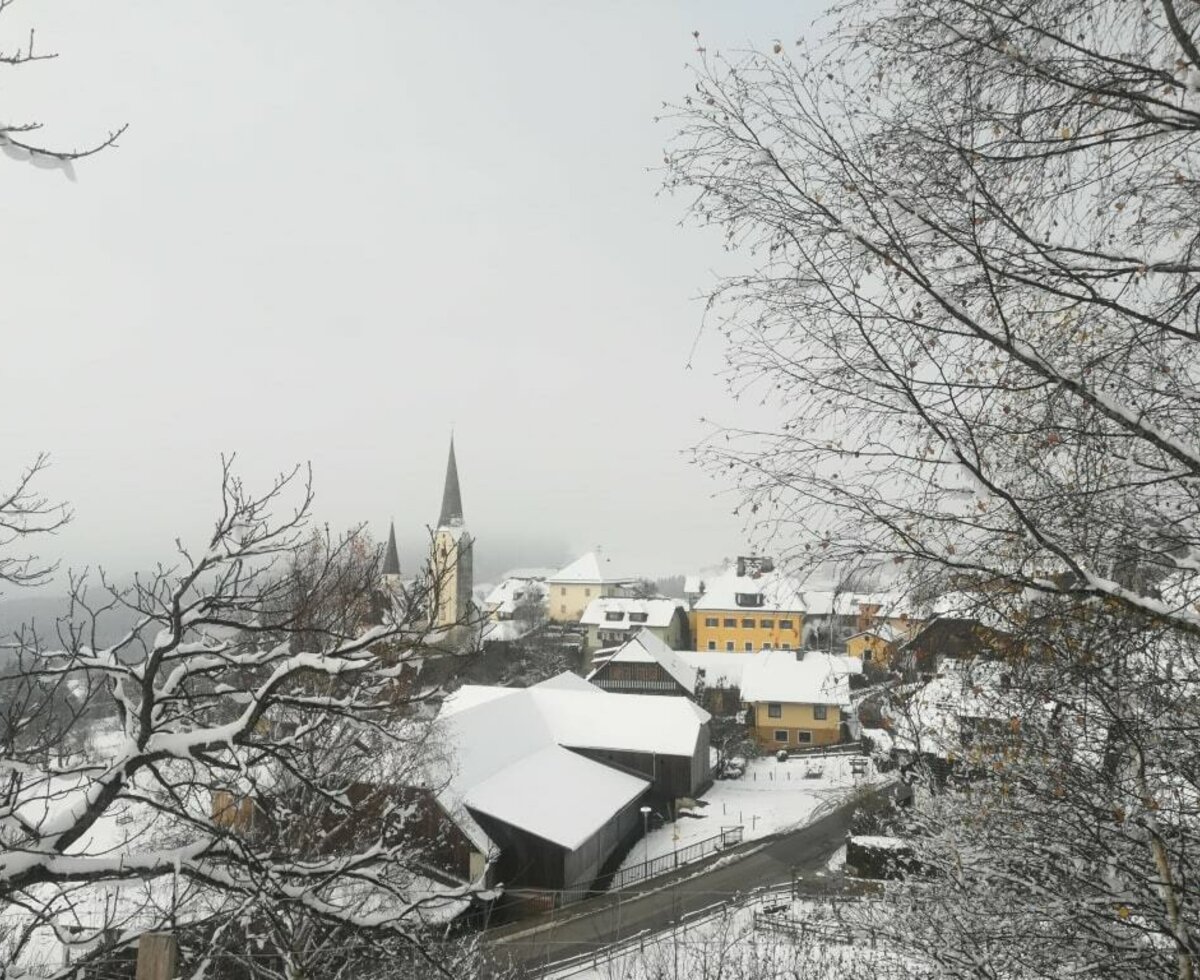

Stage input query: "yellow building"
[
  {"left": 690, "top": 560, "right": 805, "bottom": 652},
  {"left": 739, "top": 650, "right": 852, "bottom": 749},
  {"left": 546, "top": 552, "right": 632, "bottom": 623},
  {"left": 845, "top": 624, "right": 902, "bottom": 667}
]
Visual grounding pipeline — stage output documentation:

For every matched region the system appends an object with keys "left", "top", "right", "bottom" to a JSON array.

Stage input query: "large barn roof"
[{"left": 435, "top": 673, "right": 709, "bottom": 851}]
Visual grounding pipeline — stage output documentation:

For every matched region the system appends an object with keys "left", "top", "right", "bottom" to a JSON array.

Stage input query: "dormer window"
[
  {"left": 605, "top": 611, "right": 624, "bottom": 622},
  {"left": 735, "top": 592, "right": 765, "bottom": 608},
  {"left": 629, "top": 613, "right": 648, "bottom": 623}
]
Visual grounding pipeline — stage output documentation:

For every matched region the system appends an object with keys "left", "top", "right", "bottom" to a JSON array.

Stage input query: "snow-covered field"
[
  {"left": 547, "top": 890, "right": 911, "bottom": 979},
  {"left": 616, "top": 753, "right": 884, "bottom": 877}
]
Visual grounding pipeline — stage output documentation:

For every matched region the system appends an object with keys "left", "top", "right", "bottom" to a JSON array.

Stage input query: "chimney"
[{"left": 736, "top": 557, "right": 746, "bottom": 577}]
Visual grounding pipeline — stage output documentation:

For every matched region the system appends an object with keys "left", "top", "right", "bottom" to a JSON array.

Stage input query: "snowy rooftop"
[
  {"left": 588, "top": 630, "right": 698, "bottom": 693},
  {"left": 691, "top": 568, "right": 807, "bottom": 614},
  {"left": 676, "top": 650, "right": 756, "bottom": 690},
  {"left": 580, "top": 596, "right": 684, "bottom": 628},
  {"left": 739, "top": 651, "right": 853, "bottom": 707},
  {"left": 464, "top": 745, "right": 647, "bottom": 850},
  {"left": 435, "top": 673, "right": 709, "bottom": 851},
  {"left": 484, "top": 576, "right": 548, "bottom": 615},
  {"left": 548, "top": 551, "right": 634, "bottom": 584}
]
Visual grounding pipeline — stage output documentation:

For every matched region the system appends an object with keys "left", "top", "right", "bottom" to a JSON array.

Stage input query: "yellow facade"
[
  {"left": 549, "top": 582, "right": 620, "bottom": 623},
  {"left": 750, "top": 701, "right": 842, "bottom": 749},
  {"left": 691, "top": 609, "right": 804, "bottom": 653},
  {"left": 845, "top": 632, "right": 897, "bottom": 665}
]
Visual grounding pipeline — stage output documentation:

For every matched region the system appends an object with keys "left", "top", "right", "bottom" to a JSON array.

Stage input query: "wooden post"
[{"left": 136, "top": 933, "right": 178, "bottom": 980}]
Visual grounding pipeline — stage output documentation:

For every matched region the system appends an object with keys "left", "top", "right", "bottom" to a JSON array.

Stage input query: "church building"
[{"left": 431, "top": 437, "right": 474, "bottom": 629}]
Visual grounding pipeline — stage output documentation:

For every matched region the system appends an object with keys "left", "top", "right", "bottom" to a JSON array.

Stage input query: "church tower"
[
  {"left": 431, "top": 437, "right": 474, "bottom": 628},
  {"left": 381, "top": 520, "right": 402, "bottom": 591}
]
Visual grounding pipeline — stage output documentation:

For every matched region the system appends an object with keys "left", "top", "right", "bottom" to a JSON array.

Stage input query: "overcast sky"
[{"left": 1, "top": 1, "right": 822, "bottom": 585}]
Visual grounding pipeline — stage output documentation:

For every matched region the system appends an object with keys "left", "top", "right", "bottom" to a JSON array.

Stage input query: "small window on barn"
[
  {"left": 629, "top": 612, "right": 648, "bottom": 623},
  {"left": 605, "top": 611, "right": 624, "bottom": 622},
  {"left": 708, "top": 640, "right": 717, "bottom": 650},
  {"left": 796, "top": 731, "right": 813, "bottom": 744},
  {"left": 723, "top": 618, "right": 737, "bottom": 628},
  {"left": 761, "top": 619, "right": 774, "bottom": 629},
  {"left": 774, "top": 730, "right": 789, "bottom": 743},
  {"left": 780, "top": 619, "right": 795, "bottom": 630},
  {"left": 813, "top": 705, "right": 828, "bottom": 721},
  {"left": 768, "top": 703, "right": 782, "bottom": 718},
  {"left": 705, "top": 617, "right": 719, "bottom": 627}
]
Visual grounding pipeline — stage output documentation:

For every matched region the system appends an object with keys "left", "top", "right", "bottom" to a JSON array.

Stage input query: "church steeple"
[
  {"left": 437, "top": 436, "right": 464, "bottom": 529},
  {"left": 382, "top": 521, "right": 401, "bottom": 577}
]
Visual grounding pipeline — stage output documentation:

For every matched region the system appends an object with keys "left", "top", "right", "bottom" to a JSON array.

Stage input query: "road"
[{"left": 485, "top": 783, "right": 897, "bottom": 976}]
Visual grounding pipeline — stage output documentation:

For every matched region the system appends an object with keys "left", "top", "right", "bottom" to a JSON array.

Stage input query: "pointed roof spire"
[
  {"left": 382, "top": 521, "right": 401, "bottom": 576},
  {"left": 437, "top": 436, "right": 464, "bottom": 528}
]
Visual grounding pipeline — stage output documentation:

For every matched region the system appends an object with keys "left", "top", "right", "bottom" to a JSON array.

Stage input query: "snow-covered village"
[{"left": 4, "top": 1, "right": 1200, "bottom": 979}]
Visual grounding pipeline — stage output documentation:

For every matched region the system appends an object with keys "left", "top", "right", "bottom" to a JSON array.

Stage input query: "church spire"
[
  {"left": 437, "top": 436, "right": 464, "bottom": 528},
  {"left": 382, "top": 520, "right": 401, "bottom": 576}
]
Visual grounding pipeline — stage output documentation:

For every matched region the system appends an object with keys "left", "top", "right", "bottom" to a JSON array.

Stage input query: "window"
[
  {"left": 705, "top": 617, "right": 719, "bottom": 627},
  {"left": 560, "top": 604, "right": 566, "bottom": 614},
  {"left": 736, "top": 592, "right": 765, "bottom": 607},
  {"left": 760, "top": 619, "right": 774, "bottom": 629},
  {"left": 782, "top": 642, "right": 792, "bottom": 650},
  {"left": 585, "top": 588, "right": 591, "bottom": 597},
  {"left": 723, "top": 618, "right": 737, "bottom": 628},
  {"left": 767, "top": 703, "right": 782, "bottom": 718},
  {"left": 813, "top": 705, "right": 828, "bottom": 720},
  {"left": 629, "top": 613, "right": 648, "bottom": 623},
  {"left": 762, "top": 642, "right": 772, "bottom": 650},
  {"left": 741, "top": 618, "right": 755, "bottom": 629},
  {"left": 744, "top": 642, "right": 753, "bottom": 652},
  {"left": 779, "top": 619, "right": 794, "bottom": 630},
  {"left": 774, "top": 730, "right": 789, "bottom": 743},
  {"left": 726, "top": 641, "right": 735, "bottom": 651},
  {"left": 796, "top": 731, "right": 813, "bottom": 744},
  {"left": 561, "top": 587, "right": 567, "bottom": 596},
  {"left": 605, "top": 611, "right": 624, "bottom": 622},
  {"left": 707, "top": 641, "right": 717, "bottom": 650}
]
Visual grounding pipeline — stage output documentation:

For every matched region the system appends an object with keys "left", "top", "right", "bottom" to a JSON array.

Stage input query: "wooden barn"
[{"left": 432, "top": 672, "right": 712, "bottom": 902}]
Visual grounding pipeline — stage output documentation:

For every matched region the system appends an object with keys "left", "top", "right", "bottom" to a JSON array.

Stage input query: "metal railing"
[{"left": 608, "top": 825, "right": 744, "bottom": 891}]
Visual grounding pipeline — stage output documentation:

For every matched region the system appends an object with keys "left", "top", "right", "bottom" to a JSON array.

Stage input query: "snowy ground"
[
  {"left": 547, "top": 890, "right": 912, "bottom": 979},
  {"left": 615, "top": 753, "right": 885, "bottom": 877}
]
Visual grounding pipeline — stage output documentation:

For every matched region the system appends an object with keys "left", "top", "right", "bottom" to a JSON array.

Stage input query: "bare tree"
[
  {"left": 0, "top": 454, "right": 69, "bottom": 592},
  {"left": 667, "top": 0, "right": 1200, "bottom": 975},
  {"left": 0, "top": 459, "right": 484, "bottom": 978},
  {"left": 0, "top": 0, "right": 126, "bottom": 171}
]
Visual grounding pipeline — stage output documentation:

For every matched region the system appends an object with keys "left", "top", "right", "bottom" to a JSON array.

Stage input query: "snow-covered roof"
[
  {"left": 683, "top": 575, "right": 704, "bottom": 596},
  {"left": 580, "top": 597, "right": 684, "bottom": 629},
  {"left": 533, "top": 672, "right": 602, "bottom": 693},
  {"left": 691, "top": 568, "right": 806, "bottom": 614},
  {"left": 484, "top": 576, "right": 548, "bottom": 615},
  {"left": 435, "top": 673, "right": 709, "bottom": 851},
  {"left": 463, "top": 745, "right": 647, "bottom": 850},
  {"left": 548, "top": 552, "right": 610, "bottom": 584},
  {"left": 676, "top": 651, "right": 754, "bottom": 689},
  {"left": 847, "top": 622, "right": 904, "bottom": 644},
  {"left": 587, "top": 630, "right": 697, "bottom": 693},
  {"left": 739, "top": 651, "right": 852, "bottom": 707}
]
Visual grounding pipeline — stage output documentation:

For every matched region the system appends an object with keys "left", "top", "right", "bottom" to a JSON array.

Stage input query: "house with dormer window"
[
  {"left": 580, "top": 597, "right": 690, "bottom": 655},
  {"left": 689, "top": 557, "right": 806, "bottom": 653}
]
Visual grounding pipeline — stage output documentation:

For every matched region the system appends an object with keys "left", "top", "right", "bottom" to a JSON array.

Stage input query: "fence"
[{"left": 608, "top": 825, "right": 744, "bottom": 891}]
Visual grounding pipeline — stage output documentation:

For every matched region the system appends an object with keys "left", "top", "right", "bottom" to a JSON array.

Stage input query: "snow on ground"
[
  {"left": 616, "top": 753, "right": 885, "bottom": 876},
  {"left": 547, "top": 891, "right": 914, "bottom": 979}
]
